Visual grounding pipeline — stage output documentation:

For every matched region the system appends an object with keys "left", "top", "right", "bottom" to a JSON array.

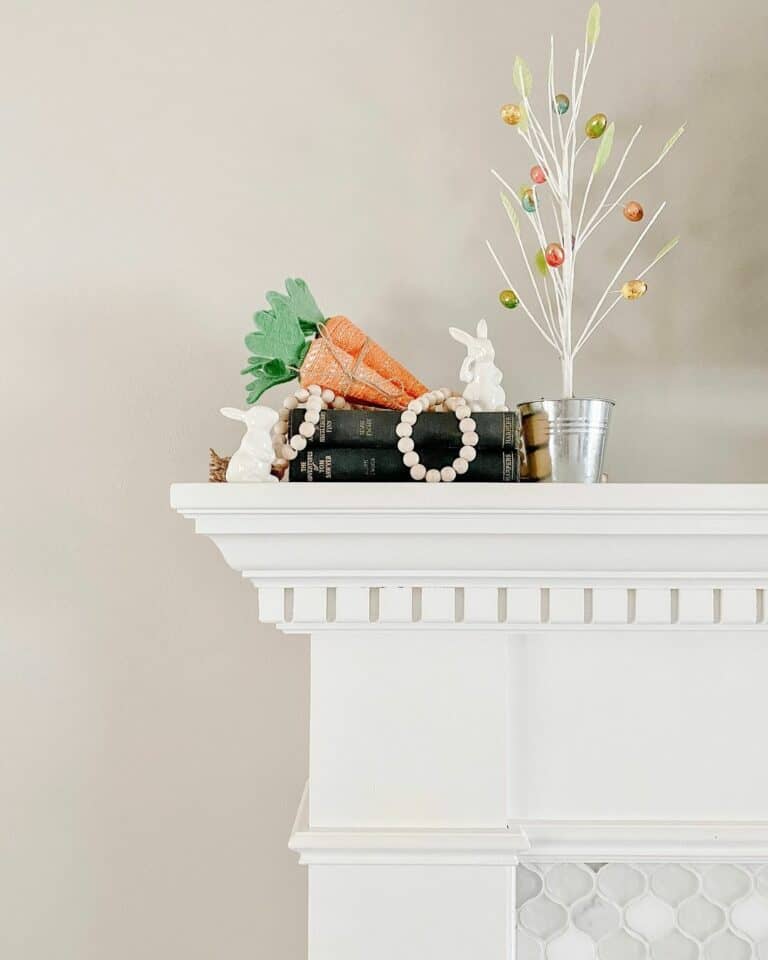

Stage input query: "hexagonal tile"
[
  {"left": 651, "top": 930, "right": 698, "bottom": 960},
  {"left": 546, "top": 864, "right": 594, "bottom": 906},
  {"left": 573, "top": 896, "right": 621, "bottom": 942},
  {"left": 520, "top": 895, "right": 567, "bottom": 940},
  {"left": 703, "top": 865, "right": 751, "bottom": 905},
  {"left": 598, "top": 864, "right": 646, "bottom": 906},
  {"left": 625, "top": 895, "right": 675, "bottom": 940},
  {"left": 598, "top": 930, "right": 646, "bottom": 960},
  {"left": 651, "top": 865, "right": 698, "bottom": 906},
  {"left": 731, "top": 893, "right": 768, "bottom": 941},
  {"left": 677, "top": 897, "right": 725, "bottom": 941}
]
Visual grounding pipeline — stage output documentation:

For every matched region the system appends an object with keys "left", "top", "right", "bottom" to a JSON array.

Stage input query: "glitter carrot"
[{"left": 242, "top": 279, "right": 427, "bottom": 410}]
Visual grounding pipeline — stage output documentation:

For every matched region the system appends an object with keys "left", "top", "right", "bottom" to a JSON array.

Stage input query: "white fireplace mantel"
[
  {"left": 172, "top": 483, "right": 768, "bottom": 630},
  {"left": 171, "top": 484, "right": 768, "bottom": 959}
]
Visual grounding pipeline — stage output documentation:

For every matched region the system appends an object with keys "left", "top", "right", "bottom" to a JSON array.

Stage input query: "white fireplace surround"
[{"left": 171, "top": 484, "right": 768, "bottom": 959}]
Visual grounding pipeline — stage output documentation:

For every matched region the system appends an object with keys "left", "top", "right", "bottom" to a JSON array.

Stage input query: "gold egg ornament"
[
  {"left": 585, "top": 112, "right": 608, "bottom": 139},
  {"left": 621, "top": 280, "right": 648, "bottom": 300},
  {"left": 500, "top": 103, "right": 522, "bottom": 126}
]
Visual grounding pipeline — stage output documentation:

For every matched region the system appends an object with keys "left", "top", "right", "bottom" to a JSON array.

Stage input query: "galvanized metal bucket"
[{"left": 517, "top": 398, "right": 614, "bottom": 483}]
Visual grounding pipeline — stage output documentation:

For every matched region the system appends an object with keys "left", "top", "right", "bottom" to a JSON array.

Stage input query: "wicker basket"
[{"left": 209, "top": 449, "right": 230, "bottom": 482}]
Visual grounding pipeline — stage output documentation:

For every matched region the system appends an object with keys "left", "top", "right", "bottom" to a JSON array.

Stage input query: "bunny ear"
[
  {"left": 220, "top": 407, "right": 245, "bottom": 421},
  {"left": 449, "top": 326, "right": 472, "bottom": 346},
  {"left": 476, "top": 319, "right": 488, "bottom": 338}
]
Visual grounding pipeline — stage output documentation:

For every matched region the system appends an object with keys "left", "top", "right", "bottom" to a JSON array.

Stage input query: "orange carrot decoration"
[
  {"left": 242, "top": 280, "right": 427, "bottom": 410},
  {"left": 300, "top": 315, "right": 426, "bottom": 409}
]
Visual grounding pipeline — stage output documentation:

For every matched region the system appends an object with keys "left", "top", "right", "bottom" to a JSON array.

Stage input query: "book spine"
[
  {"left": 289, "top": 448, "right": 519, "bottom": 482},
  {"left": 288, "top": 409, "right": 520, "bottom": 450}
]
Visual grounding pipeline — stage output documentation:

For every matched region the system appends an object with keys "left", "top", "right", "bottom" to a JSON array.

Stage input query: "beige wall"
[{"left": 3, "top": 0, "right": 768, "bottom": 957}]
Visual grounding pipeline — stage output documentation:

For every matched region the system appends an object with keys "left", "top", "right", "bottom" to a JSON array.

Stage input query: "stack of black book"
[{"left": 288, "top": 410, "right": 520, "bottom": 482}]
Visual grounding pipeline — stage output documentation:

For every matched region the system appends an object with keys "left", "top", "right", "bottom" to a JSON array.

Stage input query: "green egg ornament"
[
  {"left": 554, "top": 93, "right": 570, "bottom": 115},
  {"left": 585, "top": 112, "right": 608, "bottom": 139},
  {"left": 535, "top": 248, "right": 549, "bottom": 276},
  {"left": 499, "top": 289, "right": 519, "bottom": 309}
]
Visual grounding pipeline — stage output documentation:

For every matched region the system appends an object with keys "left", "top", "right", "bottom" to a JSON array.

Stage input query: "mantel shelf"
[
  {"left": 172, "top": 483, "right": 768, "bottom": 630},
  {"left": 171, "top": 482, "right": 768, "bottom": 519}
]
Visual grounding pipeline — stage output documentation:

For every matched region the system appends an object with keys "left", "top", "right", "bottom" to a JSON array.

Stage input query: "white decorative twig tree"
[{"left": 487, "top": 3, "right": 684, "bottom": 399}]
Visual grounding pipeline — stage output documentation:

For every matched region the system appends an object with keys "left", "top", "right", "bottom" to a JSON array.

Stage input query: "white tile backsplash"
[{"left": 518, "top": 863, "right": 768, "bottom": 958}]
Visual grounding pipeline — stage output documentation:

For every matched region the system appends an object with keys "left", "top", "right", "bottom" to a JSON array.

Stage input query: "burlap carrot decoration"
[{"left": 242, "top": 279, "right": 427, "bottom": 410}]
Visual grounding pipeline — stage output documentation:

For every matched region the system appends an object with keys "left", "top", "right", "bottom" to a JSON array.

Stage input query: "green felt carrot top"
[{"left": 241, "top": 278, "right": 324, "bottom": 403}]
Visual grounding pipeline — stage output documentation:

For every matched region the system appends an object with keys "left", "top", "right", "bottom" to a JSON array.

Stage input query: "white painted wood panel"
[
  {"left": 309, "top": 865, "right": 510, "bottom": 960},
  {"left": 309, "top": 630, "right": 508, "bottom": 828},
  {"left": 513, "top": 631, "right": 768, "bottom": 821}
]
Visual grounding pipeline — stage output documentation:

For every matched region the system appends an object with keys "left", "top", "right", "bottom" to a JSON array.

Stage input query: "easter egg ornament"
[
  {"left": 545, "top": 242, "right": 565, "bottom": 268},
  {"left": 585, "top": 112, "right": 608, "bottom": 139},
  {"left": 530, "top": 164, "right": 547, "bottom": 184},
  {"left": 500, "top": 103, "right": 522, "bottom": 126},
  {"left": 554, "top": 93, "right": 570, "bottom": 115},
  {"left": 623, "top": 201, "right": 644, "bottom": 222},
  {"left": 499, "top": 289, "right": 519, "bottom": 309},
  {"left": 520, "top": 186, "right": 536, "bottom": 213},
  {"left": 621, "top": 280, "right": 648, "bottom": 300}
]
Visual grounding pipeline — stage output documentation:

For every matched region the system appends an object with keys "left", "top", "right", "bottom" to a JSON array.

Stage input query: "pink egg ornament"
[{"left": 545, "top": 242, "right": 565, "bottom": 268}]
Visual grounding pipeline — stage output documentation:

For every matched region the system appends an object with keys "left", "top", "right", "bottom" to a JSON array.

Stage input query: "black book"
[
  {"left": 289, "top": 447, "right": 519, "bottom": 482},
  {"left": 288, "top": 409, "right": 519, "bottom": 450}
]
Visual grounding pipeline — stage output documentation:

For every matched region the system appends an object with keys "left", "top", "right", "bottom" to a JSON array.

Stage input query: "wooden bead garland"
[
  {"left": 271, "top": 385, "right": 479, "bottom": 482},
  {"left": 399, "top": 389, "right": 478, "bottom": 482},
  {"left": 271, "top": 383, "right": 352, "bottom": 479}
]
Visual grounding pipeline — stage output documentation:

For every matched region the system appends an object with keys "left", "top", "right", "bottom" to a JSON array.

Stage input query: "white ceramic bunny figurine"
[
  {"left": 448, "top": 319, "right": 506, "bottom": 412},
  {"left": 220, "top": 406, "right": 279, "bottom": 482}
]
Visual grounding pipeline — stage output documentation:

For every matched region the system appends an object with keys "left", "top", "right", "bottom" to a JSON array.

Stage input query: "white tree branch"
[
  {"left": 486, "top": 240, "right": 560, "bottom": 351},
  {"left": 575, "top": 200, "right": 666, "bottom": 351},
  {"left": 578, "top": 124, "right": 643, "bottom": 246}
]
